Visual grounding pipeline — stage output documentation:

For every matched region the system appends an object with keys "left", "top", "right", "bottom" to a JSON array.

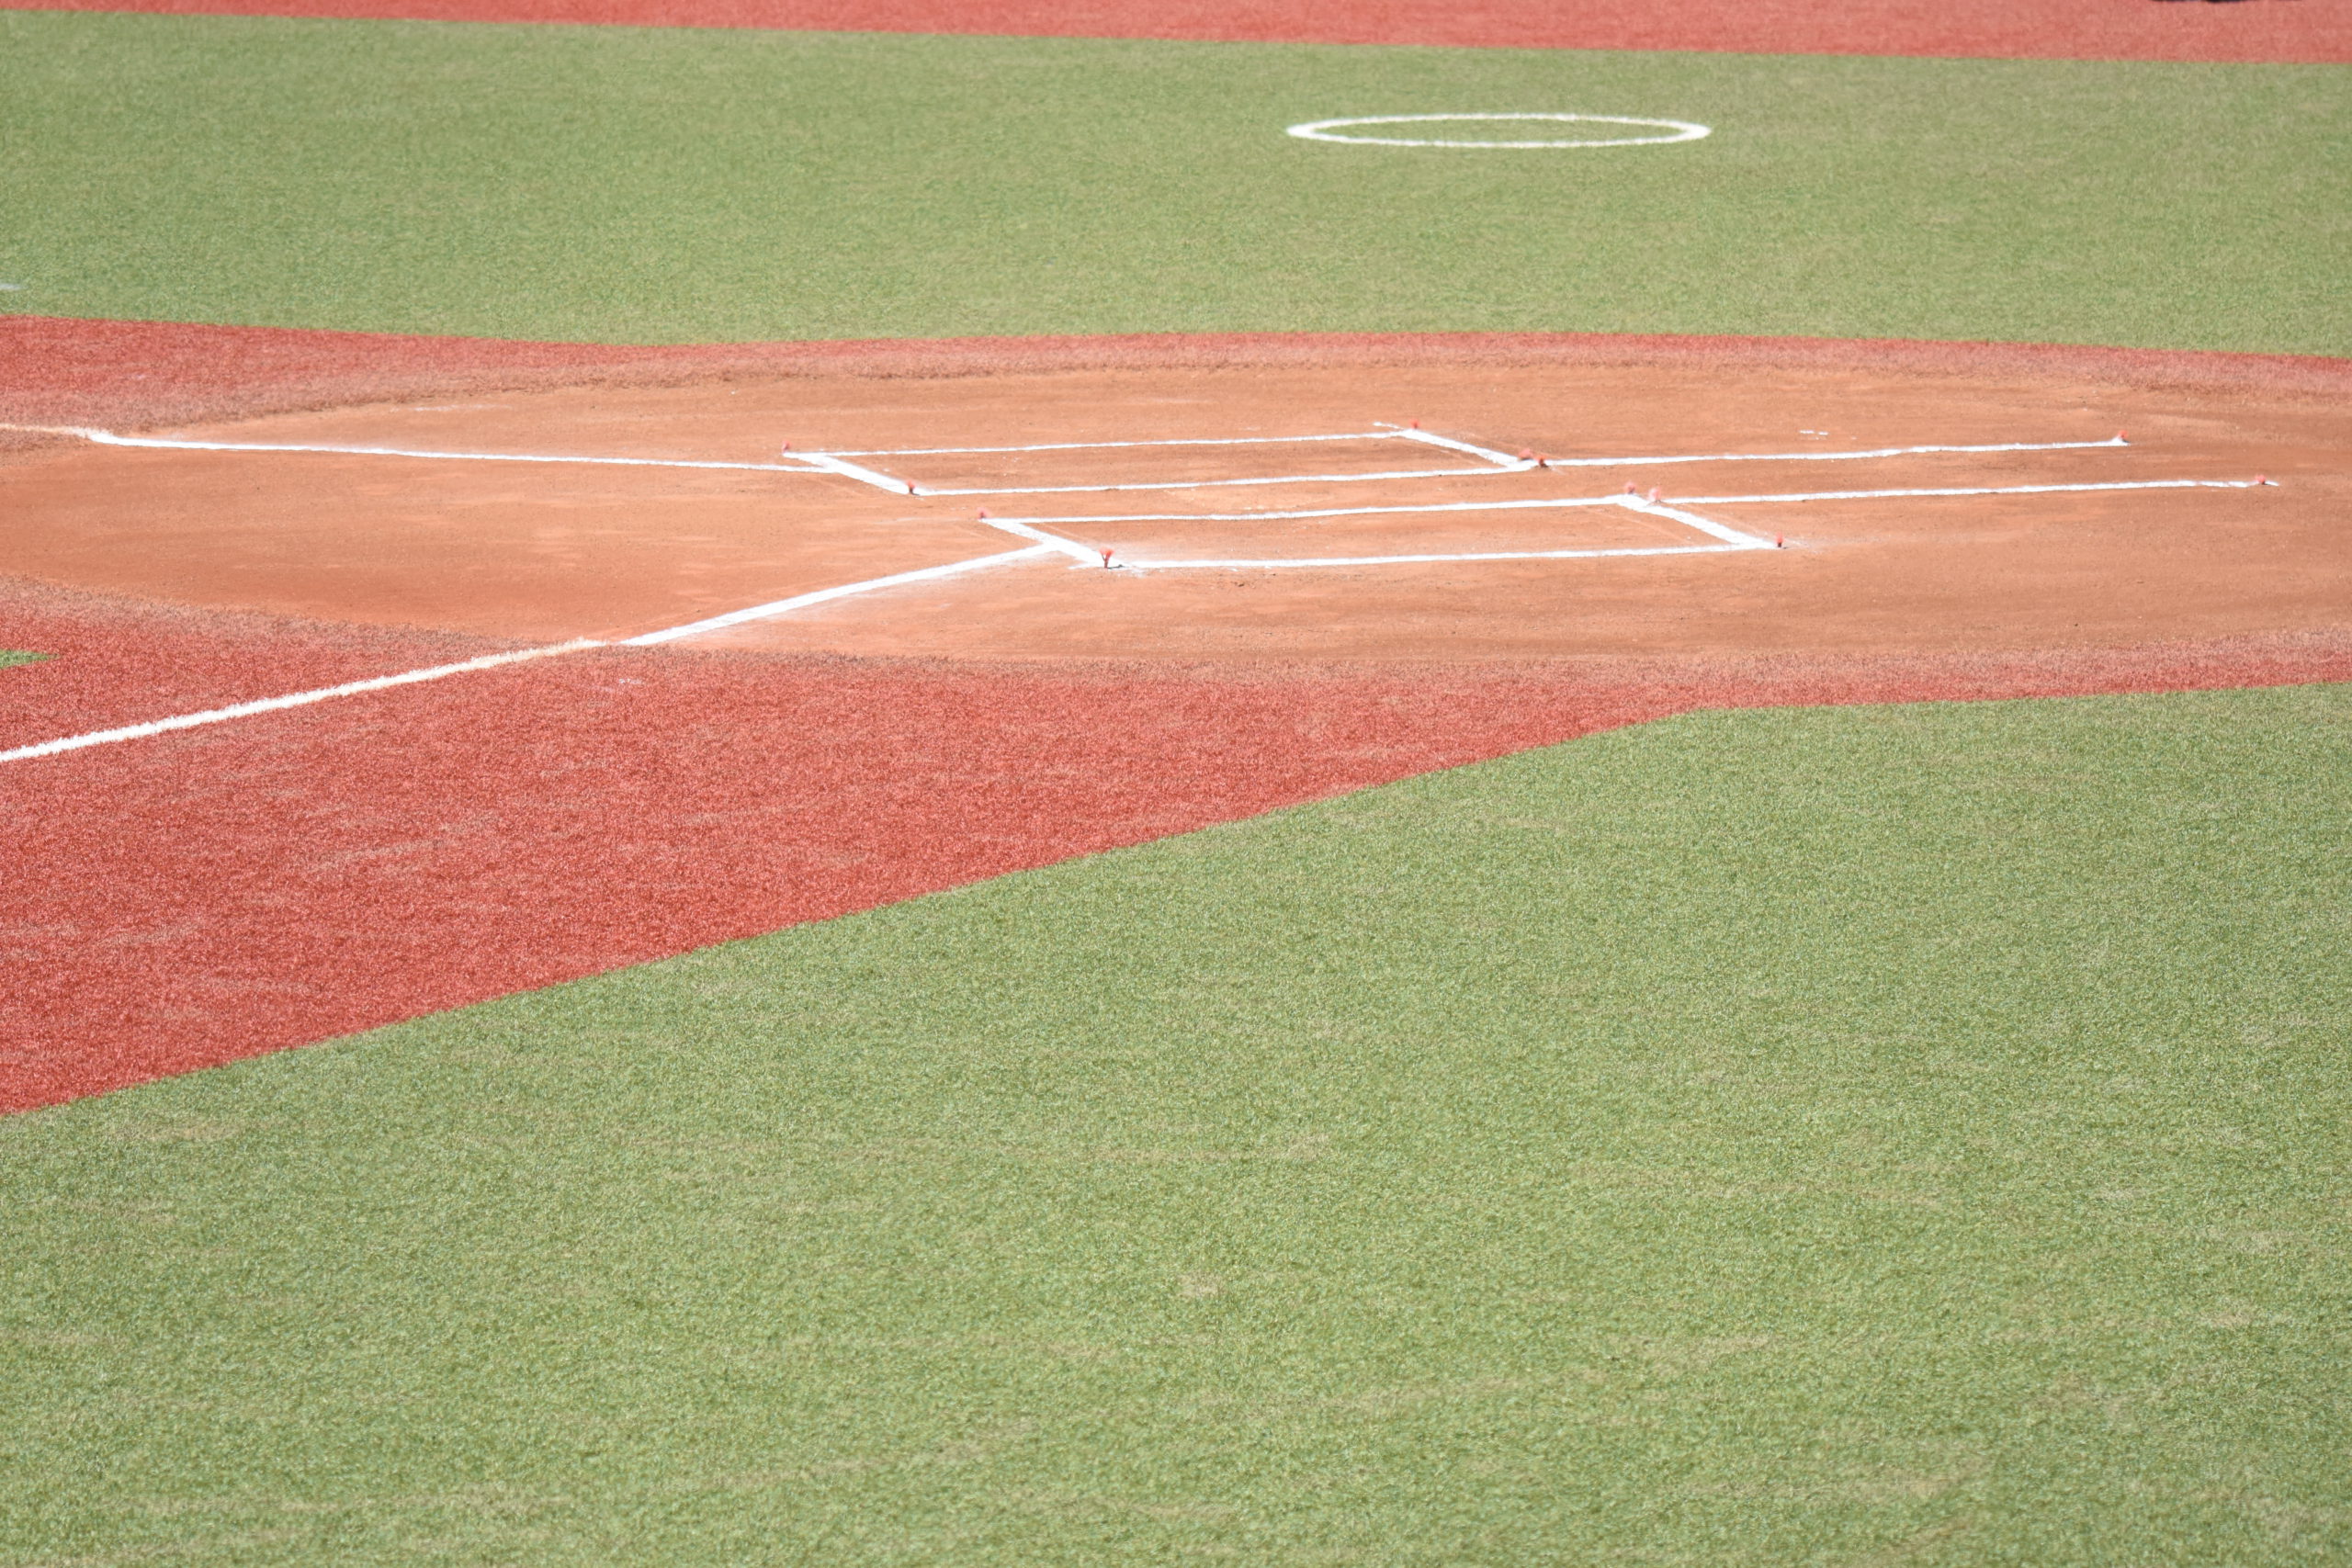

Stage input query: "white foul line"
[
  {"left": 0, "top": 547, "right": 1054, "bottom": 764},
  {"left": 0, "top": 423, "right": 837, "bottom": 476},
  {"left": 0, "top": 640, "right": 603, "bottom": 763},
  {"left": 620, "top": 546, "right": 1056, "bottom": 644}
]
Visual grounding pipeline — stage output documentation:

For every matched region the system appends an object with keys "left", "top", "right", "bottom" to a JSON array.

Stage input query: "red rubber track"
[
  {"left": 8, "top": 0, "right": 2345, "bottom": 63},
  {"left": 6, "top": 316, "right": 2351, "bottom": 1114}
]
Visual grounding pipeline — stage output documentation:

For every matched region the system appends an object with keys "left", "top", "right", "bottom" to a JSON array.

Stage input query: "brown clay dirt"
[
  {"left": 5, "top": 359, "right": 2345, "bottom": 664},
  {"left": 6, "top": 328, "right": 2351, "bottom": 1113}
]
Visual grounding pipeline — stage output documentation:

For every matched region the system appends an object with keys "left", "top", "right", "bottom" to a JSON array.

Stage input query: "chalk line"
[
  {"left": 817, "top": 434, "right": 2133, "bottom": 496},
  {"left": 1116, "top": 494, "right": 1770, "bottom": 569},
  {"left": 1618, "top": 495, "right": 1777, "bottom": 548},
  {"left": 1379, "top": 423, "right": 1526, "bottom": 467},
  {"left": 987, "top": 476, "right": 2266, "bottom": 529},
  {"left": 1674, "top": 478, "right": 2268, "bottom": 506},
  {"left": 972, "top": 516, "right": 1102, "bottom": 563},
  {"left": 0, "top": 640, "right": 602, "bottom": 763},
  {"left": 1287, "top": 113, "right": 1711, "bottom": 150},
  {"left": 1, "top": 547, "right": 1053, "bottom": 764},
  {"left": 1125, "top": 543, "right": 1747, "bottom": 571},
  {"left": 915, "top": 463, "right": 1513, "bottom": 498},
  {"left": 815, "top": 430, "right": 1408, "bottom": 457},
  {"left": 620, "top": 546, "right": 1056, "bottom": 644},
  {"left": 0, "top": 423, "right": 838, "bottom": 476}
]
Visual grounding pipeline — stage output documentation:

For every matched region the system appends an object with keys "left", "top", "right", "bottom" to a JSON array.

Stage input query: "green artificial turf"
[
  {"left": 0, "top": 649, "right": 48, "bottom": 669},
  {"left": 2, "top": 12, "right": 2346, "bottom": 354},
  {"left": 5, "top": 682, "right": 2346, "bottom": 1565}
]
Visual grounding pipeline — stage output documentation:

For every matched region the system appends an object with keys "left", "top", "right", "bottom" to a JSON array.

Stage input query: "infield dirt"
[
  {"left": 5, "top": 358, "right": 2345, "bottom": 662},
  {"left": 6, "top": 327, "right": 2347, "bottom": 1111}
]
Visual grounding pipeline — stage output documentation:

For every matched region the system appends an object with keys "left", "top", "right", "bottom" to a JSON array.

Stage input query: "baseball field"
[{"left": 3, "top": 3, "right": 2347, "bottom": 1562}]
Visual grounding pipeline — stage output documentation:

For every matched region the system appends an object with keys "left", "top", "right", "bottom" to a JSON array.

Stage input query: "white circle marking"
[{"left": 1286, "top": 112, "right": 1711, "bottom": 149}]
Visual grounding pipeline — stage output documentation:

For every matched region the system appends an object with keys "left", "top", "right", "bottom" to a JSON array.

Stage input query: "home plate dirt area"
[
  {"left": 6, "top": 358, "right": 2346, "bottom": 660},
  {"left": 5, "top": 343, "right": 2349, "bottom": 1111}
]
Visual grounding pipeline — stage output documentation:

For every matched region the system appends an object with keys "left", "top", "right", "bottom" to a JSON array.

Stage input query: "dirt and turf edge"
[{"left": 6, "top": 319, "right": 2347, "bottom": 1115}]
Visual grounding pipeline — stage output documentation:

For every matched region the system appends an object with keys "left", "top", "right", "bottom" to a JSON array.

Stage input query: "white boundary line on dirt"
[
  {"left": 1674, "top": 477, "right": 2268, "bottom": 505},
  {"left": 915, "top": 463, "right": 1510, "bottom": 497},
  {"left": 1102, "top": 495, "right": 1772, "bottom": 569},
  {"left": 808, "top": 432, "right": 2132, "bottom": 496},
  {"left": 0, "top": 407, "right": 2273, "bottom": 764},
  {"left": 819, "top": 430, "right": 1414, "bottom": 457},
  {"left": 0, "top": 423, "right": 838, "bottom": 476},
  {"left": 619, "top": 545, "right": 1056, "bottom": 645},
  {"left": 983, "top": 476, "right": 2267, "bottom": 530},
  {"left": 6, "top": 423, "right": 2143, "bottom": 505},
  {"left": 0, "top": 640, "right": 603, "bottom": 763},
  {"left": 0, "top": 547, "right": 1055, "bottom": 764},
  {"left": 1127, "top": 542, "right": 1747, "bottom": 570},
  {"left": 1382, "top": 425, "right": 1526, "bottom": 465}
]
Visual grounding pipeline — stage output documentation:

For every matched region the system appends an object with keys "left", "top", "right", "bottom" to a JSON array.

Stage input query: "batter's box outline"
[
  {"left": 0, "top": 416, "right": 2284, "bottom": 764},
  {"left": 975, "top": 491, "right": 1775, "bottom": 569}
]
